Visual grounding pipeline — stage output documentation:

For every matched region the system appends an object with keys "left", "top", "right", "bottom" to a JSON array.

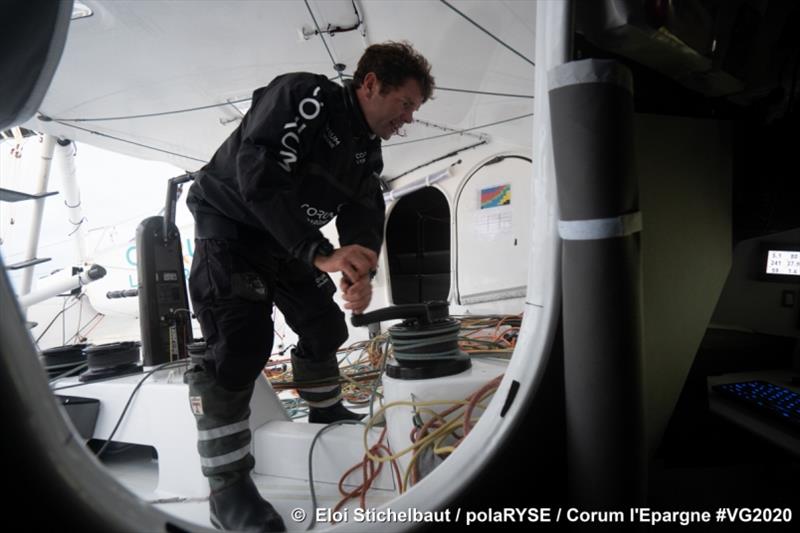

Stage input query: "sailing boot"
[
  {"left": 185, "top": 365, "right": 286, "bottom": 532},
  {"left": 308, "top": 400, "right": 366, "bottom": 424},
  {"left": 291, "top": 347, "right": 365, "bottom": 424}
]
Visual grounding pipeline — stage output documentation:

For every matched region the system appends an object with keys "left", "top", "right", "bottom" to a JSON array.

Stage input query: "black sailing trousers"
[{"left": 188, "top": 237, "right": 347, "bottom": 399}]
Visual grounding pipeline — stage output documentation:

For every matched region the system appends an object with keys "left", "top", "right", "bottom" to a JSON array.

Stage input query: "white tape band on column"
[
  {"left": 548, "top": 59, "right": 634, "bottom": 94},
  {"left": 558, "top": 211, "right": 642, "bottom": 240}
]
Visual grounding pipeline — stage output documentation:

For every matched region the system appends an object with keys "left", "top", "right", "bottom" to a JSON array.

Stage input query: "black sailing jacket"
[{"left": 187, "top": 73, "right": 385, "bottom": 266}]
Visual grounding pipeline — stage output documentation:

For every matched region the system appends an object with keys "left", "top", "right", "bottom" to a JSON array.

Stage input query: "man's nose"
[{"left": 403, "top": 110, "right": 414, "bottom": 124}]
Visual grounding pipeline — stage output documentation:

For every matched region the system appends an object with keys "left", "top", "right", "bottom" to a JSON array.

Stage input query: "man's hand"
[
  {"left": 313, "top": 244, "right": 377, "bottom": 283},
  {"left": 313, "top": 244, "right": 377, "bottom": 314},
  {"left": 340, "top": 274, "right": 372, "bottom": 314}
]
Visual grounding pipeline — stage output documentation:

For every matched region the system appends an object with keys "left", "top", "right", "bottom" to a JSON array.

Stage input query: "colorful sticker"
[{"left": 480, "top": 184, "right": 511, "bottom": 209}]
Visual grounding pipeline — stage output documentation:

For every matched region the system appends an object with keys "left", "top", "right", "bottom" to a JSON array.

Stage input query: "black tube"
[
  {"left": 350, "top": 301, "right": 449, "bottom": 327},
  {"left": 105, "top": 289, "right": 138, "bottom": 299},
  {"left": 163, "top": 173, "right": 193, "bottom": 243},
  {"left": 549, "top": 59, "right": 645, "bottom": 510},
  {"left": 86, "top": 264, "right": 106, "bottom": 281}
]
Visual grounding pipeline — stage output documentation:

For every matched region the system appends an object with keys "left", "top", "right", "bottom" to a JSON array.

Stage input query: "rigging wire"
[
  {"left": 413, "top": 118, "right": 486, "bottom": 141},
  {"left": 61, "top": 293, "right": 68, "bottom": 344},
  {"left": 439, "top": 0, "right": 535, "bottom": 68},
  {"left": 386, "top": 139, "right": 485, "bottom": 184},
  {"left": 44, "top": 88, "right": 528, "bottom": 125},
  {"left": 41, "top": 83, "right": 530, "bottom": 123},
  {"left": 45, "top": 98, "right": 252, "bottom": 123},
  {"left": 35, "top": 295, "right": 81, "bottom": 343},
  {"left": 303, "top": 0, "right": 346, "bottom": 83},
  {"left": 49, "top": 118, "right": 207, "bottom": 164},
  {"left": 66, "top": 312, "right": 104, "bottom": 344},
  {"left": 384, "top": 113, "right": 533, "bottom": 148},
  {"left": 336, "top": 73, "right": 533, "bottom": 99},
  {"left": 435, "top": 86, "right": 533, "bottom": 99},
  {"left": 44, "top": 79, "right": 530, "bottom": 126}
]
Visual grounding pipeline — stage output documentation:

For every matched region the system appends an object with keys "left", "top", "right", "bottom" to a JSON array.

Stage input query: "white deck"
[
  {"left": 56, "top": 359, "right": 508, "bottom": 530},
  {"left": 56, "top": 366, "right": 399, "bottom": 530},
  {"left": 101, "top": 439, "right": 397, "bottom": 531}
]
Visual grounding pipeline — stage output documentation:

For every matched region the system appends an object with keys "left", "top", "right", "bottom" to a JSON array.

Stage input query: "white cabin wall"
[
  {"left": 336, "top": 139, "right": 534, "bottom": 343},
  {"left": 453, "top": 154, "right": 532, "bottom": 307}
]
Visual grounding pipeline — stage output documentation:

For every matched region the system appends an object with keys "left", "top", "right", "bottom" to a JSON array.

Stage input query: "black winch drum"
[
  {"left": 351, "top": 302, "right": 471, "bottom": 380},
  {"left": 386, "top": 318, "right": 471, "bottom": 380},
  {"left": 40, "top": 344, "right": 89, "bottom": 377},
  {"left": 40, "top": 343, "right": 89, "bottom": 366},
  {"left": 79, "top": 341, "right": 142, "bottom": 382}
]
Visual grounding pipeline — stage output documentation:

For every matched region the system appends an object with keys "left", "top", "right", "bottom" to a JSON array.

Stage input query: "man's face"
[{"left": 360, "top": 73, "right": 424, "bottom": 141}]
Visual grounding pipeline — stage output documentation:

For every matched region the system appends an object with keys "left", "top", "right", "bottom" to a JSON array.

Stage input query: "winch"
[
  {"left": 352, "top": 301, "right": 470, "bottom": 379},
  {"left": 78, "top": 341, "right": 142, "bottom": 382}
]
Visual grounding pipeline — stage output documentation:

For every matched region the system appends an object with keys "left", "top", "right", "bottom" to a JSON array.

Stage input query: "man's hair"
[{"left": 353, "top": 41, "right": 434, "bottom": 102}]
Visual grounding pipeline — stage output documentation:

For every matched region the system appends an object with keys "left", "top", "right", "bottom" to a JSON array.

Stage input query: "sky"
[{"left": 0, "top": 137, "right": 188, "bottom": 291}]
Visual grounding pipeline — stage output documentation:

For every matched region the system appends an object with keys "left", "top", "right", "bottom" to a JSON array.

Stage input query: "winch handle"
[
  {"left": 351, "top": 301, "right": 449, "bottom": 327},
  {"left": 163, "top": 173, "right": 194, "bottom": 243}
]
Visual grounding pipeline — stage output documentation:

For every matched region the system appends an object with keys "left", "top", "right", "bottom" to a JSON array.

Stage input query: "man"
[{"left": 184, "top": 42, "right": 434, "bottom": 532}]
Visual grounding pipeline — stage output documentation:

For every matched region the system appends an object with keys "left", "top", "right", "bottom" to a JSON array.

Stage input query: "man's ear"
[{"left": 363, "top": 72, "right": 379, "bottom": 98}]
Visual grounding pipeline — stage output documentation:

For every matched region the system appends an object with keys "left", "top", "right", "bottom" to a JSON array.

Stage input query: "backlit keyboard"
[{"left": 712, "top": 380, "right": 800, "bottom": 430}]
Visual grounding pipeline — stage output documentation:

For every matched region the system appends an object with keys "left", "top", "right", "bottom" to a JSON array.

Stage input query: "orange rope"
[{"left": 333, "top": 426, "right": 402, "bottom": 513}]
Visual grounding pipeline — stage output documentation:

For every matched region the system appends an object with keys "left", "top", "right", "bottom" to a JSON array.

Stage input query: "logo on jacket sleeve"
[
  {"left": 279, "top": 86, "right": 323, "bottom": 173},
  {"left": 190, "top": 396, "right": 203, "bottom": 415},
  {"left": 323, "top": 126, "right": 341, "bottom": 148},
  {"left": 301, "top": 203, "right": 338, "bottom": 226}
]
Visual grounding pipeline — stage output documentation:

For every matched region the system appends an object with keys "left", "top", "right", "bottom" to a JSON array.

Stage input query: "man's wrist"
[{"left": 307, "top": 239, "right": 334, "bottom": 267}]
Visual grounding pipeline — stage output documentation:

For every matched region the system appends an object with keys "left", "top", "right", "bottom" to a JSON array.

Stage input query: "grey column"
[{"left": 549, "top": 59, "right": 645, "bottom": 510}]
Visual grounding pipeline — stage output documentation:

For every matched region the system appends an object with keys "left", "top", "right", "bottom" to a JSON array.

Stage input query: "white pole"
[
  {"left": 54, "top": 139, "right": 88, "bottom": 264},
  {"left": 18, "top": 264, "right": 107, "bottom": 310},
  {"left": 382, "top": 163, "right": 456, "bottom": 204},
  {"left": 20, "top": 134, "right": 57, "bottom": 296}
]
